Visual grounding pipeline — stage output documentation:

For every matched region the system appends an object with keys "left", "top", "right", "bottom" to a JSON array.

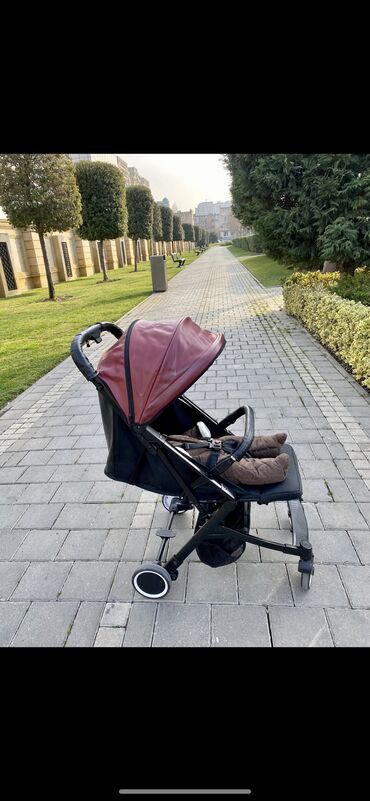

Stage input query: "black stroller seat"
[{"left": 71, "top": 317, "right": 314, "bottom": 599}]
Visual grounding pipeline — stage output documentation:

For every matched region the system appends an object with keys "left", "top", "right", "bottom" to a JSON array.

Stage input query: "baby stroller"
[{"left": 71, "top": 317, "right": 314, "bottom": 599}]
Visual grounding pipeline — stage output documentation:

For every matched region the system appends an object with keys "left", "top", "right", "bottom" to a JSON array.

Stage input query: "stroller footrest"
[{"left": 155, "top": 528, "right": 176, "bottom": 539}]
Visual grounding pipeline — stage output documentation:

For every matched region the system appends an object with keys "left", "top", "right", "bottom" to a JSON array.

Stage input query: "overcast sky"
[{"left": 121, "top": 154, "right": 231, "bottom": 210}]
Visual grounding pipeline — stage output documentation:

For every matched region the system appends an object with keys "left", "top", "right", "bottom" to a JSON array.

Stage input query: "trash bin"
[{"left": 150, "top": 254, "right": 168, "bottom": 292}]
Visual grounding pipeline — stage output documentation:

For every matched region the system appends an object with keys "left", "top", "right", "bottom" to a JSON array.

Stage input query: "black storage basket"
[{"left": 195, "top": 502, "right": 249, "bottom": 567}]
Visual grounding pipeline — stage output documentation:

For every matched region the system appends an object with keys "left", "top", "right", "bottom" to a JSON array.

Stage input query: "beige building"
[
  {"left": 194, "top": 200, "right": 251, "bottom": 240},
  {"left": 70, "top": 155, "right": 150, "bottom": 189},
  {"left": 179, "top": 209, "right": 194, "bottom": 225}
]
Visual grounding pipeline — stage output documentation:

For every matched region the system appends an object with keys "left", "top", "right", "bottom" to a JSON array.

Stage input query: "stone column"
[
  {"left": 74, "top": 236, "right": 95, "bottom": 276},
  {"left": 124, "top": 237, "right": 135, "bottom": 265},
  {"left": 140, "top": 239, "right": 149, "bottom": 262}
]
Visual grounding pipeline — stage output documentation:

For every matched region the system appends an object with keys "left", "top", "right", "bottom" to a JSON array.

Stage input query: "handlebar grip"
[{"left": 71, "top": 321, "right": 123, "bottom": 383}]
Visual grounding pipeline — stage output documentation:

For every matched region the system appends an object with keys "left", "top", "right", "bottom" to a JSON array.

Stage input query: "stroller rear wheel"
[
  {"left": 162, "top": 495, "right": 189, "bottom": 514},
  {"left": 132, "top": 563, "right": 171, "bottom": 599}
]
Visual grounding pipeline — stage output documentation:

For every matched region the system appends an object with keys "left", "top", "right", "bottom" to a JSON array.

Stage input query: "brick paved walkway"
[{"left": 1, "top": 246, "right": 370, "bottom": 647}]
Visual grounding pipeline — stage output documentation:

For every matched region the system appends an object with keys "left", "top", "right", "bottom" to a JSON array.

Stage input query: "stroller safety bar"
[
  {"left": 210, "top": 405, "right": 255, "bottom": 477},
  {"left": 71, "top": 322, "right": 123, "bottom": 383}
]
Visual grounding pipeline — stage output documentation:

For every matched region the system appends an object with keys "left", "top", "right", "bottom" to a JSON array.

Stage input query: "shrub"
[
  {"left": 232, "top": 234, "right": 262, "bottom": 252},
  {"left": 283, "top": 272, "right": 370, "bottom": 388}
]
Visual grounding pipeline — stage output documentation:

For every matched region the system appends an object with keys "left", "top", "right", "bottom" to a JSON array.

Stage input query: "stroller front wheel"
[{"left": 132, "top": 563, "right": 171, "bottom": 599}]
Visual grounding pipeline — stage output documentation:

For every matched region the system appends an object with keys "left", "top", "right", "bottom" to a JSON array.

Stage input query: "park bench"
[{"left": 171, "top": 252, "right": 185, "bottom": 268}]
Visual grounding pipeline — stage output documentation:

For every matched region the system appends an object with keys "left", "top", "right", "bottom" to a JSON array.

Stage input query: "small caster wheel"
[
  {"left": 300, "top": 570, "right": 314, "bottom": 590},
  {"left": 162, "top": 494, "right": 187, "bottom": 514},
  {"left": 132, "top": 563, "right": 171, "bottom": 599}
]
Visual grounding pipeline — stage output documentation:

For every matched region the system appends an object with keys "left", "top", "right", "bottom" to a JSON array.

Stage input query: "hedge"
[
  {"left": 283, "top": 271, "right": 370, "bottom": 389},
  {"left": 232, "top": 234, "right": 262, "bottom": 253}
]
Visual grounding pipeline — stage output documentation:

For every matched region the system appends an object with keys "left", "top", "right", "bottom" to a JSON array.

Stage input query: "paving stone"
[
  {"left": 85, "top": 481, "right": 125, "bottom": 502},
  {"left": 0, "top": 562, "right": 28, "bottom": 599},
  {"left": 100, "top": 602, "right": 130, "bottom": 627},
  {"left": 13, "top": 529, "right": 68, "bottom": 560},
  {"left": 16, "top": 465, "right": 57, "bottom": 483},
  {"left": 17, "top": 483, "right": 59, "bottom": 504},
  {"left": 53, "top": 502, "right": 136, "bottom": 530},
  {"left": 0, "top": 484, "right": 30, "bottom": 504},
  {"left": 301, "top": 479, "right": 331, "bottom": 503},
  {"left": 108, "top": 562, "right": 139, "bottom": 601},
  {"left": 51, "top": 482, "right": 94, "bottom": 503},
  {"left": 59, "top": 561, "right": 117, "bottom": 601},
  {"left": 250, "top": 504, "right": 279, "bottom": 529},
  {"left": 325, "top": 479, "right": 354, "bottom": 502},
  {"left": 94, "top": 627, "right": 124, "bottom": 647},
  {"left": 287, "top": 564, "right": 349, "bottom": 607},
  {"left": 77, "top": 449, "right": 108, "bottom": 464},
  {"left": 211, "top": 605, "right": 270, "bottom": 647},
  {"left": 121, "top": 529, "right": 150, "bottom": 561},
  {"left": 269, "top": 607, "right": 333, "bottom": 647},
  {"left": 317, "top": 502, "right": 368, "bottom": 529},
  {"left": 56, "top": 529, "right": 107, "bottom": 560},
  {"left": 46, "top": 436, "right": 79, "bottom": 450},
  {"left": 65, "top": 602, "right": 104, "bottom": 647},
  {"left": 15, "top": 452, "right": 53, "bottom": 466},
  {"left": 359, "top": 504, "right": 370, "bottom": 526},
  {"left": 16, "top": 504, "right": 64, "bottom": 529},
  {"left": 0, "top": 602, "right": 30, "bottom": 646},
  {"left": 348, "top": 531, "right": 370, "bottom": 564},
  {"left": 47, "top": 450, "right": 83, "bottom": 465},
  {"left": 0, "top": 529, "right": 29, "bottom": 559},
  {"left": 345, "top": 480, "right": 370, "bottom": 502},
  {"left": 300, "top": 460, "right": 341, "bottom": 478},
  {"left": 152, "top": 603, "right": 210, "bottom": 647},
  {"left": 326, "top": 609, "right": 370, "bottom": 647},
  {"left": 339, "top": 565, "right": 370, "bottom": 608},
  {"left": 11, "top": 601, "right": 78, "bottom": 647},
  {"left": 237, "top": 563, "right": 293, "bottom": 605},
  {"left": 51, "top": 464, "right": 107, "bottom": 482},
  {"left": 187, "top": 562, "right": 238, "bottom": 603},
  {"left": 123, "top": 603, "right": 156, "bottom": 647},
  {"left": 100, "top": 529, "right": 129, "bottom": 560},
  {"left": 308, "top": 529, "right": 360, "bottom": 564},
  {"left": 11, "top": 561, "right": 72, "bottom": 600},
  {"left": 335, "top": 459, "right": 361, "bottom": 478}
]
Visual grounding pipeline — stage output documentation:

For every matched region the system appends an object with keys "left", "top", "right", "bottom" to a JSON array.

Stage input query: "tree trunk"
[
  {"left": 99, "top": 240, "right": 109, "bottom": 281},
  {"left": 134, "top": 239, "right": 138, "bottom": 272},
  {"left": 38, "top": 232, "right": 56, "bottom": 300}
]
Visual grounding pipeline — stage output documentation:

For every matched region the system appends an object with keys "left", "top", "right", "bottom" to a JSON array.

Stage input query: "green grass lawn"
[
  {"left": 227, "top": 246, "right": 292, "bottom": 287},
  {"left": 0, "top": 251, "right": 199, "bottom": 410}
]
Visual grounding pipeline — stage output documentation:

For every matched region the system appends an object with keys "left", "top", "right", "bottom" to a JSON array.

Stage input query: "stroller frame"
[{"left": 71, "top": 322, "right": 314, "bottom": 599}]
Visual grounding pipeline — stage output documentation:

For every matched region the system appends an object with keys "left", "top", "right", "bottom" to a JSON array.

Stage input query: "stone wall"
[{"left": 0, "top": 218, "right": 194, "bottom": 297}]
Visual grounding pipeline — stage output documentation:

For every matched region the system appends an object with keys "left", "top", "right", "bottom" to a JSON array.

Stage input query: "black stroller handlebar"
[
  {"left": 218, "top": 405, "right": 255, "bottom": 448},
  {"left": 71, "top": 321, "right": 123, "bottom": 382}
]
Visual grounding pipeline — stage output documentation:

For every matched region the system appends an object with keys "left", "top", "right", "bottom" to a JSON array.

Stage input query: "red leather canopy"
[{"left": 97, "top": 317, "right": 225, "bottom": 424}]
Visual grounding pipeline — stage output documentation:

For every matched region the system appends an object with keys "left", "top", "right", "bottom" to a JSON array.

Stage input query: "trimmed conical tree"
[
  {"left": 0, "top": 153, "right": 82, "bottom": 300},
  {"left": 75, "top": 160, "right": 127, "bottom": 282},
  {"left": 160, "top": 205, "right": 173, "bottom": 256},
  {"left": 173, "top": 214, "right": 184, "bottom": 253},
  {"left": 126, "top": 186, "right": 154, "bottom": 271}
]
